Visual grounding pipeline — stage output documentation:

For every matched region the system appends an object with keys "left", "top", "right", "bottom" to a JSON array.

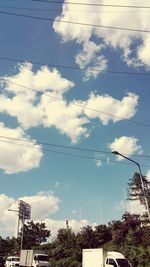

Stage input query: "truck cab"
[
  {"left": 19, "top": 250, "right": 49, "bottom": 267},
  {"left": 105, "top": 252, "right": 132, "bottom": 267},
  {"left": 33, "top": 254, "right": 49, "bottom": 267}
]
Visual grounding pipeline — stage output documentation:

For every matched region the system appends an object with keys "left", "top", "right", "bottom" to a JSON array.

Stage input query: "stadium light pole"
[{"left": 112, "top": 151, "right": 150, "bottom": 222}]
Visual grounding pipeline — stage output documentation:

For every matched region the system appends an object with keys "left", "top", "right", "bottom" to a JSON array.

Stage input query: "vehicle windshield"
[
  {"left": 36, "top": 256, "right": 49, "bottom": 262},
  {"left": 11, "top": 258, "right": 19, "bottom": 262},
  {"left": 116, "top": 259, "right": 132, "bottom": 267}
]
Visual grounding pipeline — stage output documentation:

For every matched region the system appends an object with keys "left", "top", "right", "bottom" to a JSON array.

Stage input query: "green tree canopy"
[
  {"left": 127, "top": 172, "right": 150, "bottom": 221},
  {"left": 19, "top": 220, "right": 50, "bottom": 249}
]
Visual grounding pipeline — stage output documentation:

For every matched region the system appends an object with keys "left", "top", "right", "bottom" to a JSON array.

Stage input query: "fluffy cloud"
[
  {"left": 43, "top": 218, "right": 96, "bottom": 237},
  {"left": 20, "top": 192, "right": 60, "bottom": 220},
  {"left": 0, "top": 64, "right": 139, "bottom": 143},
  {"left": 0, "top": 194, "right": 19, "bottom": 236},
  {"left": 0, "top": 63, "right": 74, "bottom": 130},
  {"left": 0, "top": 192, "right": 60, "bottom": 237},
  {"left": 146, "top": 170, "right": 150, "bottom": 182},
  {"left": 108, "top": 136, "right": 142, "bottom": 159},
  {"left": 0, "top": 123, "right": 42, "bottom": 174},
  {"left": 115, "top": 199, "right": 146, "bottom": 216},
  {"left": 75, "top": 41, "right": 108, "bottom": 79},
  {"left": 3, "top": 63, "right": 74, "bottom": 95},
  {"left": 53, "top": 0, "right": 150, "bottom": 79},
  {"left": 40, "top": 95, "right": 89, "bottom": 143},
  {"left": 0, "top": 193, "right": 96, "bottom": 238},
  {"left": 0, "top": 64, "right": 89, "bottom": 143},
  {"left": 83, "top": 92, "right": 138, "bottom": 124}
]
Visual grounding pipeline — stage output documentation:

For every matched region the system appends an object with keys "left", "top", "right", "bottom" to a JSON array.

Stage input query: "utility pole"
[{"left": 18, "top": 200, "right": 31, "bottom": 250}]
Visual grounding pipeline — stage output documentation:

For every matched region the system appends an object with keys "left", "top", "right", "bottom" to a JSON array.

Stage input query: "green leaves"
[{"left": 19, "top": 220, "right": 50, "bottom": 249}]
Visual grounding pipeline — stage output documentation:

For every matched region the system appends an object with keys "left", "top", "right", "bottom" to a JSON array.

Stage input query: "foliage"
[
  {"left": 127, "top": 172, "right": 150, "bottom": 215},
  {"left": 19, "top": 220, "right": 50, "bottom": 249},
  {"left": 0, "top": 216, "right": 149, "bottom": 267},
  {"left": 1, "top": 172, "right": 150, "bottom": 267}
]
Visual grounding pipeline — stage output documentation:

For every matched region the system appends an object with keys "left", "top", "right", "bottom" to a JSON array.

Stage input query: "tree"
[
  {"left": 76, "top": 226, "right": 95, "bottom": 249},
  {"left": 94, "top": 224, "right": 112, "bottom": 247},
  {"left": 0, "top": 236, "right": 19, "bottom": 256},
  {"left": 48, "top": 228, "right": 81, "bottom": 267},
  {"left": 19, "top": 220, "right": 50, "bottom": 249},
  {"left": 127, "top": 172, "right": 150, "bottom": 220}
]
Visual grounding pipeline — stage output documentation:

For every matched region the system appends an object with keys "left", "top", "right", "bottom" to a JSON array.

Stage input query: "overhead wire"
[
  {"left": 0, "top": 2, "right": 149, "bottom": 169},
  {"left": 0, "top": 56, "right": 150, "bottom": 77},
  {"left": 0, "top": 138, "right": 149, "bottom": 168},
  {"left": 0, "top": 4, "right": 150, "bottom": 161},
  {"left": 1, "top": 5, "right": 150, "bottom": 13},
  {"left": 0, "top": 5, "right": 61, "bottom": 12},
  {"left": 0, "top": 134, "right": 150, "bottom": 159},
  {"left": 1, "top": 77, "right": 150, "bottom": 128},
  {"left": 0, "top": 10, "right": 150, "bottom": 33},
  {"left": 28, "top": 0, "right": 150, "bottom": 9}
]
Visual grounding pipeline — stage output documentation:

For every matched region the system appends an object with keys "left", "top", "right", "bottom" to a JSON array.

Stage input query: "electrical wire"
[
  {"left": 0, "top": 134, "right": 150, "bottom": 159},
  {"left": 0, "top": 138, "right": 149, "bottom": 168},
  {"left": 1, "top": 5, "right": 150, "bottom": 13},
  {"left": 1, "top": 77, "right": 150, "bottom": 128},
  {"left": 0, "top": 56, "right": 150, "bottom": 76},
  {"left": 28, "top": 0, "right": 150, "bottom": 9},
  {"left": 0, "top": 5, "right": 61, "bottom": 12},
  {"left": 0, "top": 135, "right": 110, "bottom": 154},
  {"left": 0, "top": 10, "right": 150, "bottom": 33}
]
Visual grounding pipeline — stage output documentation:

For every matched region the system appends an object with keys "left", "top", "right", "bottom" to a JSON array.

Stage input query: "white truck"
[
  {"left": 82, "top": 248, "right": 132, "bottom": 267},
  {"left": 5, "top": 256, "right": 20, "bottom": 267},
  {"left": 19, "top": 250, "right": 49, "bottom": 267}
]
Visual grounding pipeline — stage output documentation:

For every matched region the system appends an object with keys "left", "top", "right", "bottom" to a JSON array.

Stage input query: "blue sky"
[{"left": 0, "top": 0, "right": 150, "bottom": 237}]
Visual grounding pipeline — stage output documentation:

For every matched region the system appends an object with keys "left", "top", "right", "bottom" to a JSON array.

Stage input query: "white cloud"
[
  {"left": 0, "top": 194, "right": 15, "bottom": 214},
  {"left": 44, "top": 218, "right": 97, "bottom": 237},
  {"left": 94, "top": 159, "right": 102, "bottom": 167},
  {"left": 115, "top": 199, "right": 146, "bottom": 216},
  {"left": 108, "top": 136, "right": 142, "bottom": 160},
  {"left": 20, "top": 192, "right": 60, "bottom": 220},
  {"left": 40, "top": 95, "right": 89, "bottom": 143},
  {"left": 75, "top": 41, "right": 107, "bottom": 80},
  {"left": 0, "top": 64, "right": 89, "bottom": 143},
  {"left": 146, "top": 170, "right": 150, "bottom": 182},
  {"left": 0, "top": 195, "right": 19, "bottom": 237},
  {"left": 53, "top": 0, "right": 150, "bottom": 78},
  {"left": 0, "top": 192, "right": 60, "bottom": 237},
  {"left": 83, "top": 92, "right": 138, "bottom": 125},
  {"left": 0, "top": 63, "right": 74, "bottom": 130},
  {"left": 137, "top": 35, "right": 150, "bottom": 67},
  {"left": 0, "top": 123, "right": 42, "bottom": 174},
  {"left": 3, "top": 63, "right": 74, "bottom": 95},
  {"left": 0, "top": 193, "right": 96, "bottom": 238},
  {"left": 0, "top": 64, "right": 139, "bottom": 143}
]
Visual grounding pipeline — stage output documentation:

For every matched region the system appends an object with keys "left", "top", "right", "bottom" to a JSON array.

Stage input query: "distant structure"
[{"left": 66, "top": 219, "right": 69, "bottom": 228}]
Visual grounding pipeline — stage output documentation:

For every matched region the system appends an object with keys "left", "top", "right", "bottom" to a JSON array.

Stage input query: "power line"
[
  {"left": 29, "top": 0, "right": 150, "bottom": 9},
  {"left": 0, "top": 134, "right": 150, "bottom": 159},
  {"left": 1, "top": 77, "right": 150, "bottom": 128},
  {"left": 0, "top": 135, "right": 109, "bottom": 154},
  {"left": 0, "top": 5, "right": 61, "bottom": 12},
  {"left": 1, "top": 5, "right": 150, "bottom": 13},
  {"left": 0, "top": 56, "right": 150, "bottom": 77},
  {"left": 0, "top": 10, "right": 150, "bottom": 33},
  {"left": 0, "top": 138, "right": 149, "bottom": 168}
]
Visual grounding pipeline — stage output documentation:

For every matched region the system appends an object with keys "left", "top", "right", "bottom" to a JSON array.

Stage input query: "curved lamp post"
[{"left": 112, "top": 151, "right": 150, "bottom": 222}]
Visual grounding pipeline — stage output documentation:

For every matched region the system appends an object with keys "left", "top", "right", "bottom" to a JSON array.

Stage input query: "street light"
[
  {"left": 8, "top": 209, "right": 20, "bottom": 238},
  {"left": 112, "top": 151, "right": 150, "bottom": 222}
]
